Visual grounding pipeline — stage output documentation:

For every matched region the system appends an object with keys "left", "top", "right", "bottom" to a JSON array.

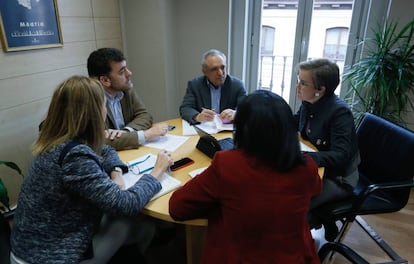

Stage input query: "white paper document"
[
  {"left": 123, "top": 154, "right": 182, "bottom": 201},
  {"left": 182, "top": 119, "right": 198, "bottom": 135},
  {"left": 188, "top": 166, "right": 208, "bottom": 178},
  {"left": 143, "top": 134, "right": 189, "bottom": 152},
  {"left": 300, "top": 142, "right": 316, "bottom": 152},
  {"left": 213, "top": 115, "right": 234, "bottom": 131}
]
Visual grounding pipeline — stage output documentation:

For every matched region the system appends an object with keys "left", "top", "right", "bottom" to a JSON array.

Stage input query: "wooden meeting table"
[{"left": 117, "top": 118, "right": 323, "bottom": 264}]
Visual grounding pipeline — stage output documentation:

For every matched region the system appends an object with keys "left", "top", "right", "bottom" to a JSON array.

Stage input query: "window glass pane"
[
  {"left": 261, "top": 26, "right": 275, "bottom": 55},
  {"left": 260, "top": 0, "right": 353, "bottom": 101},
  {"left": 260, "top": 1, "right": 298, "bottom": 101},
  {"left": 307, "top": 5, "right": 352, "bottom": 95}
]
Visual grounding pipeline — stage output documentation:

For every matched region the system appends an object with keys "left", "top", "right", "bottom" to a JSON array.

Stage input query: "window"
[
  {"left": 324, "top": 27, "right": 349, "bottom": 60},
  {"left": 261, "top": 25, "right": 275, "bottom": 56}
]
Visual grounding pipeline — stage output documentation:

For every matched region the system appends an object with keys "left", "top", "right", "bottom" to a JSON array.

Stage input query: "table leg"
[{"left": 185, "top": 225, "right": 206, "bottom": 264}]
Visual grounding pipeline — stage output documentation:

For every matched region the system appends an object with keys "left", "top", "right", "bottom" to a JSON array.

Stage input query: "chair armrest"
[
  {"left": 353, "top": 179, "right": 414, "bottom": 211},
  {"left": 360, "top": 179, "right": 414, "bottom": 199},
  {"left": 318, "top": 242, "right": 370, "bottom": 264}
]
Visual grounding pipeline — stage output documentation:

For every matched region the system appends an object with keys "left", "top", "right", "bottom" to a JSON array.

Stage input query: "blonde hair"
[{"left": 33, "top": 76, "right": 106, "bottom": 155}]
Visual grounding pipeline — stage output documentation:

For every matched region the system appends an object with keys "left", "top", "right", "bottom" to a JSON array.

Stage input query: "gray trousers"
[
  {"left": 80, "top": 214, "right": 155, "bottom": 264},
  {"left": 310, "top": 177, "right": 353, "bottom": 210}
]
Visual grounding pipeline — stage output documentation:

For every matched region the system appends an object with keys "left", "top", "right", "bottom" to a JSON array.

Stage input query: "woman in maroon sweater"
[{"left": 169, "top": 90, "right": 322, "bottom": 263}]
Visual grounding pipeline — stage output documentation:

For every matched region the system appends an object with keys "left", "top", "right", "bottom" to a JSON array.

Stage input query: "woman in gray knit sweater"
[{"left": 10, "top": 76, "right": 173, "bottom": 263}]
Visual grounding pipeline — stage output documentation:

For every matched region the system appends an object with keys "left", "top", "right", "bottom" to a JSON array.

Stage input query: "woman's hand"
[
  {"left": 150, "top": 150, "right": 174, "bottom": 180},
  {"left": 110, "top": 170, "right": 126, "bottom": 190}
]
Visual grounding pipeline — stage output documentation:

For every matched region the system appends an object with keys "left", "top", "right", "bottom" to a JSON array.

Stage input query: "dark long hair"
[{"left": 234, "top": 90, "right": 304, "bottom": 171}]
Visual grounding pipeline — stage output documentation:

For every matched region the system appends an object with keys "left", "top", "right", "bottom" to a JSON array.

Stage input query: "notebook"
[
  {"left": 193, "top": 125, "right": 234, "bottom": 158},
  {"left": 123, "top": 154, "right": 182, "bottom": 201},
  {"left": 182, "top": 116, "right": 233, "bottom": 136}
]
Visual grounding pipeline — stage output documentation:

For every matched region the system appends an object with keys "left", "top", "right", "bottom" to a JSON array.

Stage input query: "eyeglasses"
[
  {"left": 206, "top": 65, "right": 226, "bottom": 73},
  {"left": 127, "top": 155, "right": 153, "bottom": 175},
  {"left": 297, "top": 76, "right": 313, "bottom": 87}
]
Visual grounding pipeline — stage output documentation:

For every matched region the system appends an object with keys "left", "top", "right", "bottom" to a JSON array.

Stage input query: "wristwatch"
[{"left": 113, "top": 166, "right": 123, "bottom": 173}]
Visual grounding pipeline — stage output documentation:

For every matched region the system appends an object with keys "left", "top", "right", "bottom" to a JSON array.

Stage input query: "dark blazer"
[
  {"left": 169, "top": 150, "right": 321, "bottom": 264},
  {"left": 294, "top": 95, "right": 359, "bottom": 188},
  {"left": 105, "top": 89, "right": 153, "bottom": 150},
  {"left": 179, "top": 75, "right": 246, "bottom": 124}
]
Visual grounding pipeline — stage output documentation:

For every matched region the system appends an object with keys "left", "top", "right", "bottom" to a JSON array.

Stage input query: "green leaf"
[
  {"left": 0, "top": 160, "right": 23, "bottom": 210},
  {"left": 0, "top": 160, "right": 23, "bottom": 176},
  {"left": 343, "top": 18, "right": 414, "bottom": 126}
]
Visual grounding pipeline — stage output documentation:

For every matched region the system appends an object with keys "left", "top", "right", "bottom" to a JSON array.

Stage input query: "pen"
[
  {"left": 202, "top": 107, "right": 215, "bottom": 112},
  {"left": 140, "top": 166, "right": 154, "bottom": 174},
  {"left": 127, "top": 155, "right": 151, "bottom": 167}
]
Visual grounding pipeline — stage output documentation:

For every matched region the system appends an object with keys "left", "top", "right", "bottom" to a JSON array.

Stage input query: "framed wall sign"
[{"left": 0, "top": 0, "right": 63, "bottom": 52}]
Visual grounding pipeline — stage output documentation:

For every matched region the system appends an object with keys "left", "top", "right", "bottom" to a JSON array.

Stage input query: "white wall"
[
  {"left": 389, "top": 0, "right": 414, "bottom": 128},
  {"left": 0, "top": 0, "right": 123, "bottom": 206},
  {"left": 120, "top": 0, "right": 229, "bottom": 122}
]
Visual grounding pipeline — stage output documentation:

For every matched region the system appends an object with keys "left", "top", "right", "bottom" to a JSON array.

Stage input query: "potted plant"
[
  {"left": 0, "top": 161, "right": 22, "bottom": 263},
  {"left": 343, "top": 18, "right": 414, "bottom": 127},
  {"left": 0, "top": 160, "right": 23, "bottom": 212}
]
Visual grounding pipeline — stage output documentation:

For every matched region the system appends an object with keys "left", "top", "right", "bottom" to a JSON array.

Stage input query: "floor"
[
  {"left": 108, "top": 223, "right": 186, "bottom": 264},
  {"left": 322, "top": 190, "right": 414, "bottom": 263},
  {"left": 145, "top": 224, "right": 186, "bottom": 264}
]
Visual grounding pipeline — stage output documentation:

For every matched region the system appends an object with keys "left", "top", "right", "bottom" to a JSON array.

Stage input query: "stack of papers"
[
  {"left": 182, "top": 115, "right": 234, "bottom": 136},
  {"left": 123, "top": 154, "right": 182, "bottom": 201},
  {"left": 213, "top": 115, "right": 233, "bottom": 131}
]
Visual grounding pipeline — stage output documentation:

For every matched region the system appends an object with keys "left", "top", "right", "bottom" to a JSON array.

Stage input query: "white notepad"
[
  {"left": 300, "top": 142, "right": 316, "bottom": 152},
  {"left": 123, "top": 154, "right": 182, "bottom": 201},
  {"left": 188, "top": 166, "right": 208, "bottom": 178},
  {"left": 181, "top": 117, "right": 234, "bottom": 136},
  {"left": 143, "top": 134, "right": 189, "bottom": 152}
]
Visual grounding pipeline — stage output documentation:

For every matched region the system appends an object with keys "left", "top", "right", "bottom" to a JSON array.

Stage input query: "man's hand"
[
  {"left": 105, "top": 129, "right": 127, "bottom": 140},
  {"left": 195, "top": 108, "right": 215, "bottom": 123},
  {"left": 219, "top": 109, "right": 236, "bottom": 123},
  {"left": 144, "top": 123, "right": 168, "bottom": 141}
]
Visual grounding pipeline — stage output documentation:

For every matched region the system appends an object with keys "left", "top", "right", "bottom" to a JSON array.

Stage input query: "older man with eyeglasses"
[{"left": 179, "top": 49, "right": 247, "bottom": 125}]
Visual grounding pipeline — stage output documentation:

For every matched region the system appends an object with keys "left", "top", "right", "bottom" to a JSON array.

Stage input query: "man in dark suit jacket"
[
  {"left": 88, "top": 48, "right": 168, "bottom": 150},
  {"left": 179, "top": 49, "right": 247, "bottom": 125}
]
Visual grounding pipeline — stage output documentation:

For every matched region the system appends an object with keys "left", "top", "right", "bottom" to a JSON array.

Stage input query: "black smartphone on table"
[{"left": 170, "top": 157, "right": 194, "bottom": 171}]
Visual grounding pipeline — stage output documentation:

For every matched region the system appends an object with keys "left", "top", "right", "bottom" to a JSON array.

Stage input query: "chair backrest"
[{"left": 356, "top": 113, "right": 414, "bottom": 204}]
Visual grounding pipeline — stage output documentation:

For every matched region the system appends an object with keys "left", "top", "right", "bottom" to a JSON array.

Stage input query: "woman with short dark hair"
[{"left": 295, "top": 58, "right": 360, "bottom": 240}]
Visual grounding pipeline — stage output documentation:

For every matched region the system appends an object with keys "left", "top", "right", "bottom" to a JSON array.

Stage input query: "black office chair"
[
  {"left": 319, "top": 242, "right": 369, "bottom": 264},
  {"left": 318, "top": 242, "right": 409, "bottom": 264},
  {"left": 311, "top": 113, "right": 414, "bottom": 263}
]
